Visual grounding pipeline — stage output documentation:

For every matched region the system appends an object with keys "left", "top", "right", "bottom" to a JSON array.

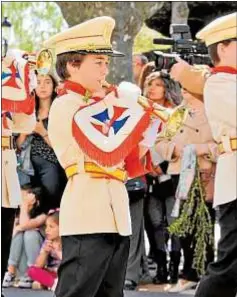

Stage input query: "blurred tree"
[
  {"left": 2, "top": 2, "right": 67, "bottom": 52},
  {"left": 56, "top": 1, "right": 163, "bottom": 83},
  {"left": 2, "top": 1, "right": 235, "bottom": 79},
  {"left": 171, "top": 2, "right": 189, "bottom": 24},
  {"left": 2, "top": 1, "right": 165, "bottom": 83},
  {"left": 146, "top": 1, "right": 236, "bottom": 39},
  {"left": 133, "top": 25, "right": 169, "bottom": 54}
]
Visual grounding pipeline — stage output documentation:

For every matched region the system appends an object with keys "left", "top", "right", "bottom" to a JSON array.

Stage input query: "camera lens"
[{"left": 155, "top": 54, "right": 177, "bottom": 70}]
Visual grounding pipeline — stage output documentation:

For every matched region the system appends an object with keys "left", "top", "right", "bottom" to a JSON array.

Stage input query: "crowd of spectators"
[{"left": 123, "top": 54, "right": 217, "bottom": 293}]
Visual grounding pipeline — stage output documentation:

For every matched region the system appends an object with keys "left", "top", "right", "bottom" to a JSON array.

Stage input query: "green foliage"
[
  {"left": 2, "top": 2, "right": 67, "bottom": 52},
  {"left": 133, "top": 24, "right": 170, "bottom": 54},
  {"left": 168, "top": 165, "right": 214, "bottom": 276}
]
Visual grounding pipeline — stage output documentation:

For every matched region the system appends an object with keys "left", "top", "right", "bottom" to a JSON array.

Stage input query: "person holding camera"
[
  {"left": 170, "top": 12, "right": 237, "bottom": 297},
  {"left": 155, "top": 83, "right": 217, "bottom": 292}
]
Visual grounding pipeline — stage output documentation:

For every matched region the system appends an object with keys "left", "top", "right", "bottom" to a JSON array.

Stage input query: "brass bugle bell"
[
  {"left": 137, "top": 95, "right": 172, "bottom": 123},
  {"left": 36, "top": 49, "right": 53, "bottom": 75}
]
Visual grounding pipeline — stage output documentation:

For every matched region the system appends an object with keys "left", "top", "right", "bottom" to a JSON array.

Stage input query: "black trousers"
[
  {"left": 144, "top": 193, "right": 157, "bottom": 257},
  {"left": 148, "top": 194, "right": 181, "bottom": 253},
  {"left": 31, "top": 155, "right": 67, "bottom": 211},
  {"left": 195, "top": 199, "right": 237, "bottom": 297},
  {"left": 1, "top": 207, "right": 16, "bottom": 284},
  {"left": 125, "top": 193, "right": 145, "bottom": 284},
  {"left": 56, "top": 233, "right": 130, "bottom": 297}
]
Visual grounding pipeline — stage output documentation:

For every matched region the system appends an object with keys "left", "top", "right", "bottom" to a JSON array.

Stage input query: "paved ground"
[{"left": 3, "top": 288, "right": 194, "bottom": 297}]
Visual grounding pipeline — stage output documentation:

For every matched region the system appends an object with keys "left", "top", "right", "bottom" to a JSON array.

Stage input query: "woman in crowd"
[
  {"left": 28, "top": 209, "right": 61, "bottom": 291},
  {"left": 142, "top": 70, "right": 182, "bottom": 285},
  {"left": 156, "top": 87, "right": 217, "bottom": 292},
  {"left": 3, "top": 185, "right": 46, "bottom": 288},
  {"left": 16, "top": 73, "right": 67, "bottom": 212}
]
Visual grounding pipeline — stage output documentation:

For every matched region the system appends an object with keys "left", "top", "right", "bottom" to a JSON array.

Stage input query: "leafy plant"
[{"left": 168, "top": 165, "right": 214, "bottom": 276}]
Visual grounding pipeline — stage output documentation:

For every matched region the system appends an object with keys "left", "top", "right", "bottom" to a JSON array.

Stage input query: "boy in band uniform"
[
  {"left": 170, "top": 12, "right": 237, "bottom": 297},
  {"left": 2, "top": 52, "right": 36, "bottom": 294},
  {"left": 45, "top": 16, "right": 157, "bottom": 297}
]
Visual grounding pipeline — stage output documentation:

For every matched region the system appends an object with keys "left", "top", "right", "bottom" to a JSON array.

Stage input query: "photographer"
[{"left": 170, "top": 12, "right": 237, "bottom": 297}]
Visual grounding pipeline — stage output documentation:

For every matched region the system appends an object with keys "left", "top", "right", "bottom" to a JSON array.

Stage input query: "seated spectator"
[
  {"left": 28, "top": 209, "right": 61, "bottom": 291},
  {"left": 2, "top": 185, "right": 46, "bottom": 289}
]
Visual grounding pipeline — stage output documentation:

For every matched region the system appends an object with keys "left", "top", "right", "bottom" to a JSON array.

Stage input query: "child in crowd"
[
  {"left": 28, "top": 209, "right": 61, "bottom": 290},
  {"left": 3, "top": 185, "right": 46, "bottom": 288}
]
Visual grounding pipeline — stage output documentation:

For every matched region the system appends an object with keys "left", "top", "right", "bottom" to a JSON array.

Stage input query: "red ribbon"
[
  {"left": 57, "top": 80, "right": 118, "bottom": 101},
  {"left": 211, "top": 66, "right": 237, "bottom": 75}
]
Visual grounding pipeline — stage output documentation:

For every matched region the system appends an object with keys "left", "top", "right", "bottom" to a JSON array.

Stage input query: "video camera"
[{"left": 153, "top": 24, "right": 212, "bottom": 70}]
